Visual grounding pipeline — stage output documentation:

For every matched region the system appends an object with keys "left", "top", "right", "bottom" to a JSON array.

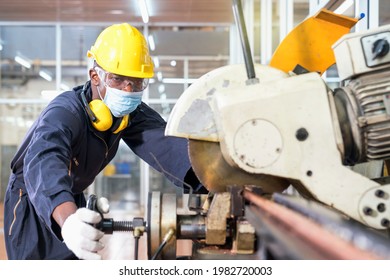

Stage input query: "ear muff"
[
  {"left": 112, "top": 114, "right": 129, "bottom": 134},
  {"left": 88, "top": 99, "right": 113, "bottom": 131},
  {"left": 81, "top": 83, "right": 129, "bottom": 133}
]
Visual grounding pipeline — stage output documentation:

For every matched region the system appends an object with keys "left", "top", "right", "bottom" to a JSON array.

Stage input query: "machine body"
[
  {"left": 166, "top": 24, "right": 390, "bottom": 233},
  {"left": 90, "top": 20, "right": 390, "bottom": 260}
]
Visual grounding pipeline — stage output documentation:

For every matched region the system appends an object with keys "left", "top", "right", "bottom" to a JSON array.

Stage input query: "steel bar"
[
  {"left": 232, "top": 0, "right": 258, "bottom": 83},
  {"left": 244, "top": 190, "right": 384, "bottom": 260}
]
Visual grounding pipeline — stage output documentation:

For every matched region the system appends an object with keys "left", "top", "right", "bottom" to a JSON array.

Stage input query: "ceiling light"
[
  {"left": 60, "top": 83, "right": 70, "bottom": 91},
  {"left": 158, "top": 84, "right": 165, "bottom": 93},
  {"left": 160, "top": 93, "right": 167, "bottom": 100},
  {"left": 153, "top": 57, "right": 160, "bottom": 68},
  {"left": 157, "top": 71, "right": 163, "bottom": 81},
  {"left": 162, "top": 78, "right": 197, "bottom": 84},
  {"left": 109, "top": 10, "right": 124, "bottom": 15},
  {"left": 15, "top": 55, "right": 32, "bottom": 69},
  {"left": 138, "top": 0, "right": 149, "bottom": 23},
  {"left": 41, "top": 90, "right": 61, "bottom": 100},
  {"left": 39, "top": 70, "right": 53, "bottom": 81},
  {"left": 170, "top": 60, "right": 177, "bottom": 67},
  {"left": 148, "top": 34, "right": 155, "bottom": 51}
]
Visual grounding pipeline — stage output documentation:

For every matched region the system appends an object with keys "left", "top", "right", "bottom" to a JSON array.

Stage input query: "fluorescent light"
[
  {"left": 15, "top": 55, "right": 32, "bottom": 69},
  {"left": 0, "top": 44, "right": 3, "bottom": 51},
  {"left": 60, "top": 83, "right": 70, "bottom": 91},
  {"left": 41, "top": 90, "right": 61, "bottom": 100},
  {"left": 162, "top": 78, "right": 198, "bottom": 84},
  {"left": 39, "top": 70, "right": 53, "bottom": 81},
  {"left": 334, "top": 0, "right": 354, "bottom": 14},
  {"left": 153, "top": 57, "right": 160, "bottom": 68},
  {"left": 160, "top": 93, "right": 167, "bottom": 100},
  {"left": 157, "top": 71, "right": 163, "bottom": 81},
  {"left": 109, "top": 10, "right": 124, "bottom": 15},
  {"left": 138, "top": 0, "right": 149, "bottom": 23},
  {"left": 158, "top": 84, "right": 165, "bottom": 93},
  {"left": 148, "top": 34, "right": 155, "bottom": 51}
]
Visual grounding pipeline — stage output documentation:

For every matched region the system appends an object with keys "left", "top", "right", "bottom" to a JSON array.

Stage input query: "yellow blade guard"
[{"left": 269, "top": 9, "right": 358, "bottom": 75}]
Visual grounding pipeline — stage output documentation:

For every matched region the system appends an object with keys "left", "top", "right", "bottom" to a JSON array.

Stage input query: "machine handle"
[{"left": 232, "top": 0, "right": 259, "bottom": 84}]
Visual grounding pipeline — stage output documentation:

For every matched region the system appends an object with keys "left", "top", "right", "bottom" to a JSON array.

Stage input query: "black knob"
[
  {"left": 372, "top": 38, "right": 390, "bottom": 59},
  {"left": 296, "top": 128, "right": 309, "bottom": 141}
]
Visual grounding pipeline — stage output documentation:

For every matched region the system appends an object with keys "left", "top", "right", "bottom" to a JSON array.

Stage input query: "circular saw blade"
[{"left": 189, "top": 139, "right": 290, "bottom": 193}]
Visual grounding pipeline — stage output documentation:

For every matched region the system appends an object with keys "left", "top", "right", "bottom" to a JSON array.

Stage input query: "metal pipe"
[
  {"left": 178, "top": 224, "right": 206, "bottom": 239},
  {"left": 177, "top": 215, "right": 206, "bottom": 239},
  {"left": 232, "top": 0, "right": 258, "bottom": 83},
  {"left": 134, "top": 237, "right": 139, "bottom": 260},
  {"left": 243, "top": 190, "right": 383, "bottom": 260}
]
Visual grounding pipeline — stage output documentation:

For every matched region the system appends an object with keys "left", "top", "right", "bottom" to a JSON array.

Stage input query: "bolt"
[
  {"left": 296, "top": 128, "right": 309, "bottom": 141},
  {"left": 377, "top": 203, "right": 386, "bottom": 213},
  {"left": 375, "top": 189, "right": 385, "bottom": 198},
  {"left": 363, "top": 207, "right": 373, "bottom": 216},
  {"left": 381, "top": 218, "right": 390, "bottom": 228},
  {"left": 306, "top": 170, "right": 313, "bottom": 177}
]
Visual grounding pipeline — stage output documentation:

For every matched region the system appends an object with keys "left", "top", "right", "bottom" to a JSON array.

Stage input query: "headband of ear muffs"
[{"left": 81, "top": 82, "right": 129, "bottom": 134}]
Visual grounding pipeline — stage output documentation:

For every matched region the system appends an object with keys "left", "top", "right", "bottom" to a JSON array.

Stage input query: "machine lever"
[
  {"left": 232, "top": 0, "right": 259, "bottom": 84},
  {"left": 86, "top": 194, "right": 146, "bottom": 259}
]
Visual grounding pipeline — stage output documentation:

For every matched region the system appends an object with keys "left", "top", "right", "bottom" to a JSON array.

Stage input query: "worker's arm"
[
  {"left": 122, "top": 103, "right": 194, "bottom": 189},
  {"left": 52, "top": 201, "right": 77, "bottom": 227}
]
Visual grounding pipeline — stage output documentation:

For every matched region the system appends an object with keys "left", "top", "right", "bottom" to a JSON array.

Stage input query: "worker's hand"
[
  {"left": 97, "top": 197, "right": 110, "bottom": 214},
  {"left": 61, "top": 208, "right": 105, "bottom": 260}
]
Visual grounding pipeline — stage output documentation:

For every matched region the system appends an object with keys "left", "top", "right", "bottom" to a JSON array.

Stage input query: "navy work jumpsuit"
[{"left": 3, "top": 81, "right": 202, "bottom": 259}]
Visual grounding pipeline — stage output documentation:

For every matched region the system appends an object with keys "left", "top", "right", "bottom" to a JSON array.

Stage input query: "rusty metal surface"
[
  {"left": 235, "top": 218, "right": 256, "bottom": 254},
  {"left": 205, "top": 192, "right": 231, "bottom": 245},
  {"left": 147, "top": 192, "right": 177, "bottom": 260},
  {"left": 244, "top": 190, "right": 387, "bottom": 260},
  {"left": 188, "top": 139, "right": 290, "bottom": 193}
]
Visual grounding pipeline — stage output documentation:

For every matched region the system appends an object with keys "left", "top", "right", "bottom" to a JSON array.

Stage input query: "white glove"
[
  {"left": 97, "top": 197, "right": 110, "bottom": 214},
  {"left": 61, "top": 208, "right": 105, "bottom": 260}
]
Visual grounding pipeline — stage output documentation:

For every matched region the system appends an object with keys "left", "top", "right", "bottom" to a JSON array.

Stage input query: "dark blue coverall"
[{"left": 3, "top": 81, "right": 204, "bottom": 259}]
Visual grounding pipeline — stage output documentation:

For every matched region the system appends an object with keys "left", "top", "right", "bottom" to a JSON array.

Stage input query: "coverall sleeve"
[
  {"left": 121, "top": 103, "right": 193, "bottom": 188},
  {"left": 23, "top": 106, "right": 81, "bottom": 231}
]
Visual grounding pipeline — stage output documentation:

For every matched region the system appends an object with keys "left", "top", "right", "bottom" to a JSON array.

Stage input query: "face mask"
[
  {"left": 95, "top": 67, "right": 143, "bottom": 117},
  {"left": 103, "top": 86, "right": 143, "bottom": 117}
]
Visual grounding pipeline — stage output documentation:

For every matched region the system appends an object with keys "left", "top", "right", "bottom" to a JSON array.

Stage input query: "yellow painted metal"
[{"left": 269, "top": 9, "right": 358, "bottom": 75}]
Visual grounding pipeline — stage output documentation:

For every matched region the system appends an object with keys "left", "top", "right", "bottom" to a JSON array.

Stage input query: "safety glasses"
[{"left": 96, "top": 67, "right": 149, "bottom": 92}]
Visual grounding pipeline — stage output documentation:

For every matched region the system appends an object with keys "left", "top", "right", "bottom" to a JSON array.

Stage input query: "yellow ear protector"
[{"left": 81, "top": 82, "right": 129, "bottom": 134}]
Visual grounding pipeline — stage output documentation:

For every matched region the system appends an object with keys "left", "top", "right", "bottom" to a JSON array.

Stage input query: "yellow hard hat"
[{"left": 87, "top": 23, "right": 154, "bottom": 78}]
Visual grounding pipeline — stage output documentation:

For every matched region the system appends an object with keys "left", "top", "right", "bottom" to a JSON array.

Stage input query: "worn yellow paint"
[{"left": 269, "top": 9, "right": 358, "bottom": 75}]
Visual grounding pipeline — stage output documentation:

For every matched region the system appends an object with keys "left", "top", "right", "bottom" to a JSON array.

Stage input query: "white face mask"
[
  {"left": 103, "top": 86, "right": 143, "bottom": 117},
  {"left": 96, "top": 68, "right": 143, "bottom": 117}
]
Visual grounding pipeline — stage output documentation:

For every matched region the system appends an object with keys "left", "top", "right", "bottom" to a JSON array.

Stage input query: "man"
[{"left": 3, "top": 23, "right": 204, "bottom": 260}]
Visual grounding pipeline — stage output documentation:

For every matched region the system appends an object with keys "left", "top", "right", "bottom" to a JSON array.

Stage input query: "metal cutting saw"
[{"left": 153, "top": 5, "right": 390, "bottom": 259}]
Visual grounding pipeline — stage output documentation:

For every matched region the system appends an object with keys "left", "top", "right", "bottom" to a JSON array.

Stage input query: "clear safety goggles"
[{"left": 96, "top": 67, "right": 149, "bottom": 92}]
